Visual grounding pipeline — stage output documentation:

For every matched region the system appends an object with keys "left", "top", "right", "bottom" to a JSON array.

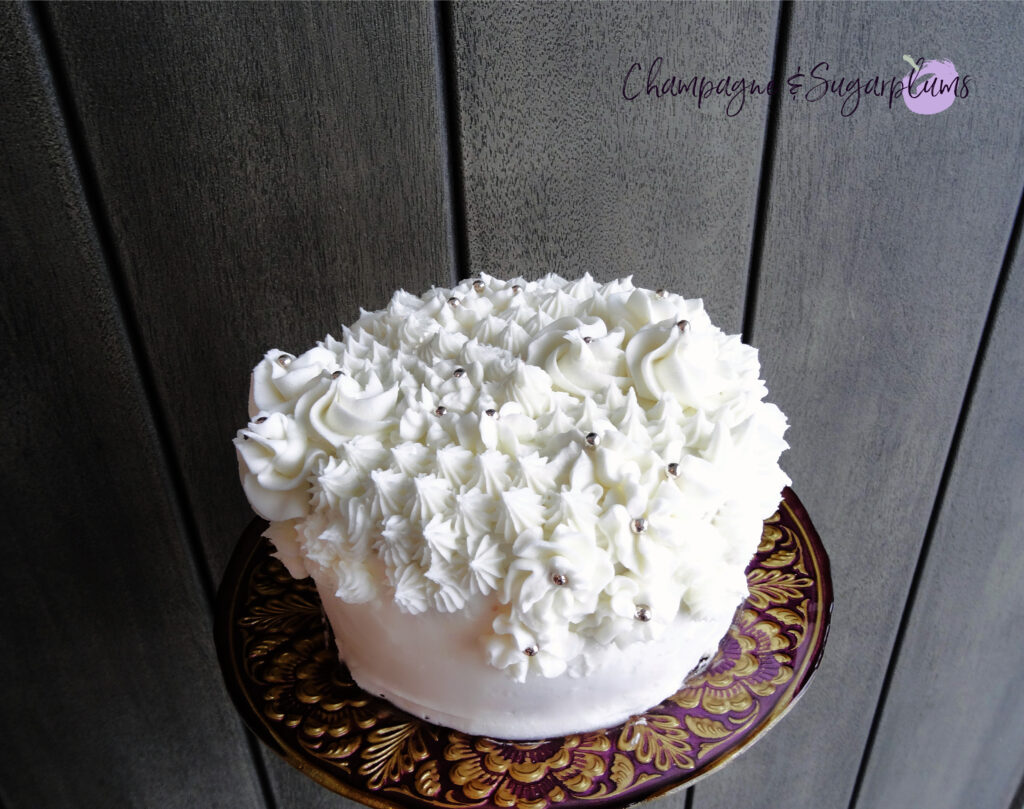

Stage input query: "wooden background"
[{"left": 3, "top": 2, "right": 1023, "bottom": 807}]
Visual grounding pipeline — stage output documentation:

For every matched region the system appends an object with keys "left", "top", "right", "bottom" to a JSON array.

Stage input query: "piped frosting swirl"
[{"left": 235, "top": 273, "right": 790, "bottom": 681}]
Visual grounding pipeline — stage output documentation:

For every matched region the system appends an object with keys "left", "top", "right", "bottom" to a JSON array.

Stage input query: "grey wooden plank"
[
  {"left": 452, "top": 7, "right": 775, "bottom": 809},
  {"left": 0, "top": 3, "right": 267, "bottom": 807},
  {"left": 856, "top": 215, "right": 1024, "bottom": 808},
  {"left": 695, "top": 4, "right": 1024, "bottom": 808},
  {"left": 46, "top": 0, "right": 454, "bottom": 579},
  {"left": 44, "top": 3, "right": 453, "bottom": 805},
  {"left": 452, "top": 0, "right": 780, "bottom": 332}
]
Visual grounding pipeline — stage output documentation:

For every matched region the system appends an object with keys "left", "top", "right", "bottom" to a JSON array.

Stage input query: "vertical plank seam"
[
  {"left": 683, "top": 785, "right": 694, "bottom": 809},
  {"left": 847, "top": 181, "right": 1024, "bottom": 809},
  {"left": 698, "top": 6, "right": 789, "bottom": 800},
  {"left": 434, "top": 0, "right": 469, "bottom": 284},
  {"left": 1009, "top": 761, "right": 1024, "bottom": 809},
  {"left": 741, "top": 0, "right": 792, "bottom": 344},
  {"left": 26, "top": 4, "right": 279, "bottom": 808}
]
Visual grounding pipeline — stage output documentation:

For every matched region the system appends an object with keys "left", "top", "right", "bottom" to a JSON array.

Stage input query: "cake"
[{"left": 234, "top": 273, "right": 790, "bottom": 739}]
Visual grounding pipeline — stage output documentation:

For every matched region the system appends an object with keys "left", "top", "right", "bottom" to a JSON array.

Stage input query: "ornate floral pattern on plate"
[{"left": 216, "top": 488, "right": 832, "bottom": 809}]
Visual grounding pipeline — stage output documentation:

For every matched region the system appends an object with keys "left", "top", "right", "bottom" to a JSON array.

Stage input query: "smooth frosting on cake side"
[
  {"left": 316, "top": 576, "right": 734, "bottom": 738},
  {"left": 234, "top": 273, "right": 790, "bottom": 738}
]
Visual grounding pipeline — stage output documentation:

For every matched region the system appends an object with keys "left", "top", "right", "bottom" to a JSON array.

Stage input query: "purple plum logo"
[{"left": 901, "top": 54, "right": 959, "bottom": 115}]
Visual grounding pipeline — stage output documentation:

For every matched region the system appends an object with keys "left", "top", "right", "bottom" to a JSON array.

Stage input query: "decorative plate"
[{"left": 216, "top": 487, "right": 832, "bottom": 808}]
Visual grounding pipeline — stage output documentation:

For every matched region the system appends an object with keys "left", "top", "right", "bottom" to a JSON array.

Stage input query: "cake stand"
[{"left": 216, "top": 487, "right": 832, "bottom": 808}]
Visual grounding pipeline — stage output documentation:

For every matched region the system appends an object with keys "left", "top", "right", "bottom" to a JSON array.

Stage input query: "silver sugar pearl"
[
  {"left": 255, "top": 416, "right": 268, "bottom": 424},
  {"left": 655, "top": 288, "right": 668, "bottom": 298},
  {"left": 331, "top": 370, "right": 343, "bottom": 378},
  {"left": 484, "top": 408, "right": 498, "bottom": 418},
  {"left": 448, "top": 296, "right": 461, "bottom": 308},
  {"left": 631, "top": 517, "right": 648, "bottom": 534},
  {"left": 584, "top": 432, "right": 600, "bottom": 448},
  {"left": 676, "top": 319, "right": 690, "bottom": 333},
  {"left": 523, "top": 645, "right": 538, "bottom": 657},
  {"left": 551, "top": 573, "right": 568, "bottom": 587},
  {"left": 277, "top": 355, "right": 292, "bottom": 367},
  {"left": 635, "top": 605, "right": 652, "bottom": 622},
  {"left": 473, "top": 280, "right": 486, "bottom": 293},
  {"left": 434, "top": 406, "right": 447, "bottom": 417},
  {"left": 666, "top": 462, "right": 680, "bottom": 478},
  {"left": 453, "top": 367, "right": 466, "bottom": 378},
  {"left": 690, "top": 653, "right": 713, "bottom": 677},
  {"left": 582, "top": 336, "right": 592, "bottom": 344},
  {"left": 511, "top": 284, "right": 522, "bottom": 295}
]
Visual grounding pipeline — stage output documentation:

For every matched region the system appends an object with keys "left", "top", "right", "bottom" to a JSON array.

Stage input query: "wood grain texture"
[
  {"left": 0, "top": 3, "right": 267, "bottom": 807},
  {"left": 694, "top": 4, "right": 1024, "bottom": 809},
  {"left": 451, "top": 1, "right": 780, "bottom": 332},
  {"left": 855, "top": 219, "right": 1024, "bottom": 809},
  {"left": 44, "top": 4, "right": 452, "bottom": 805},
  {"left": 46, "top": 0, "right": 454, "bottom": 579}
]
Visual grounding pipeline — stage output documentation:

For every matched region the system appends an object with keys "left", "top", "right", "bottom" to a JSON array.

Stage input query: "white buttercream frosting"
[{"left": 235, "top": 274, "right": 790, "bottom": 695}]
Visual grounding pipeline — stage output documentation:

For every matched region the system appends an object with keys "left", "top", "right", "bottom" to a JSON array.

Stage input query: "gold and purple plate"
[{"left": 216, "top": 487, "right": 832, "bottom": 808}]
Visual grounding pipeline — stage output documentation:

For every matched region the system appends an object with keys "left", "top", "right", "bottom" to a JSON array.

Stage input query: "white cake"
[{"left": 234, "top": 273, "right": 790, "bottom": 739}]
